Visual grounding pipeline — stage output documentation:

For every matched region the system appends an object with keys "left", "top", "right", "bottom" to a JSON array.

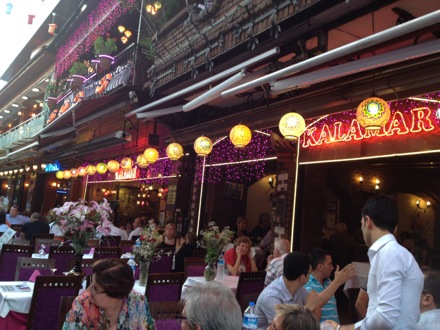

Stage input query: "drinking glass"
[{"left": 39, "top": 244, "right": 46, "bottom": 257}]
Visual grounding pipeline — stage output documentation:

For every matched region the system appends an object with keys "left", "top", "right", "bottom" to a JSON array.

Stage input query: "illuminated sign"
[
  {"left": 115, "top": 166, "right": 139, "bottom": 180},
  {"left": 44, "top": 162, "right": 61, "bottom": 172},
  {"left": 302, "top": 107, "right": 435, "bottom": 148}
]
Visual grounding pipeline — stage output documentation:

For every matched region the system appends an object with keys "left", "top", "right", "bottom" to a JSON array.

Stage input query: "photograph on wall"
[{"left": 224, "top": 181, "right": 244, "bottom": 200}]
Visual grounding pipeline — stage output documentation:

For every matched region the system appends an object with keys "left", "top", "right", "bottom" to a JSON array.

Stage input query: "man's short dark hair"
[
  {"left": 361, "top": 195, "right": 398, "bottom": 234},
  {"left": 423, "top": 270, "right": 440, "bottom": 308},
  {"left": 283, "top": 252, "right": 311, "bottom": 281},
  {"left": 309, "top": 248, "right": 330, "bottom": 270}
]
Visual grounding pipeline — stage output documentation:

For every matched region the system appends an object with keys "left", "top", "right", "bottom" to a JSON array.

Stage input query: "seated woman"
[
  {"left": 158, "top": 222, "right": 180, "bottom": 251},
  {"left": 224, "top": 236, "right": 257, "bottom": 275},
  {"left": 63, "top": 259, "right": 155, "bottom": 329}
]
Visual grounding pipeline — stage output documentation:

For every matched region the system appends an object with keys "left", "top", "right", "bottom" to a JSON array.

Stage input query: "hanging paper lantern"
[
  {"left": 55, "top": 171, "right": 64, "bottom": 179},
  {"left": 194, "top": 136, "right": 213, "bottom": 157},
  {"left": 120, "top": 157, "right": 133, "bottom": 169},
  {"left": 356, "top": 97, "right": 391, "bottom": 130},
  {"left": 144, "top": 148, "right": 159, "bottom": 164},
  {"left": 96, "top": 163, "right": 107, "bottom": 174},
  {"left": 166, "top": 143, "right": 184, "bottom": 161},
  {"left": 136, "top": 154, "right": 148, "bottom": 168},
  {"left": 279, "top": 112, "right": 306, "bottom": 140},
  {"left": 63, "top": 170, "right": 71, "bottom": 180},
  {"left": 70, "top": 168, "right": 78, "bottom": 178},
  {"left": 78, "top": 166, "right": 87, "bottom": 176},
  {"left": 107, "top": 160, "right": 120, "bottom": 172},
  {"left": 86, "top": 164, "right": 96, "bottom": 176},
  {"left": 230, "top": 124, "right": 252, "bottom": 148}
]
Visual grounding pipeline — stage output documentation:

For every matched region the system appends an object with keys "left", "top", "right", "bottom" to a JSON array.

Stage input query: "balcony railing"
[{"left": 0, "top": 44, "right": 139, "bottom": 151}]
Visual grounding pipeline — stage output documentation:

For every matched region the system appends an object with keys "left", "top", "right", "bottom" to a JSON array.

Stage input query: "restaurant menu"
[{"left": 0, "top": 284, "right": 32, "bottom": 292}]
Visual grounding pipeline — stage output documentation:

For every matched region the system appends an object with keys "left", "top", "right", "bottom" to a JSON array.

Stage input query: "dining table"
[
  {"left": 0, "top": 281, "right": 35, "bottom": 329},
  {"left": 181, "top": 275, "right": 239, "bottom": 299}
]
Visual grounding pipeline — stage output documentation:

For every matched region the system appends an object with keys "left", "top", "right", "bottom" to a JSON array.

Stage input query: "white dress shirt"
[
  {"left": 355, "top": 234, "right": 424, "bottom": 330},
  {"left": 108, "top": 223, "right": 128, "bottom": 240},
  {"left": 417, "top": 309, "right": 440, "bottom": 330},
  {"left": 128, "top": 227, "right": 143, "bottom": 240}
]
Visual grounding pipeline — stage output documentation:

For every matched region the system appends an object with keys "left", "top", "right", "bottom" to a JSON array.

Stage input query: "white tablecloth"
[
  {"left": 181, "top": 275, "right": 239, "bottom": 299},
  {"left": 344, "top": 262, "right": 370, "bottom": 293},
  {"left": 0, "top": 282, "right": 35, "bottom": 317},
  {"left": 31, "top": 253, "right": 94, "bottom": 259}
]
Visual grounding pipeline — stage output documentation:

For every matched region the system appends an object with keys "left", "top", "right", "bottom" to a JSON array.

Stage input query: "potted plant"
[
  {"left": 94, "top": 37, "right": 117, "bottom": 71},
  {"left": 45, "top": 83, "right": 58, "bottom": 110},
  {"left": 69, "top": 61, "right": 88, "bottom": 91}
]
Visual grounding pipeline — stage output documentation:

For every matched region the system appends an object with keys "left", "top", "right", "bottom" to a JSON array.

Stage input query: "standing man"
[
  {"left": 181, "top": 281, "right": 242, "bottom": 330},
  {"left": 417, "top": 270, "right": 440, "bottom": 329},
  {"left": 6, "top": 205, "right": 30, "bottom": 225},
  {"left": 327, "top": 195, "right": 424, "bottom": 330},
  {"left": 306, "top": 248, "right": 346, "bottom": 323},
  {"left": 20, "top": 212, "right": 49, "bottom": 241}
]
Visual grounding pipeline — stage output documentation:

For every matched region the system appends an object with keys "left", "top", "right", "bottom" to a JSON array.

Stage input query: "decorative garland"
[{"left": 55, "top": 0, "right": 136, "bottom": 77}]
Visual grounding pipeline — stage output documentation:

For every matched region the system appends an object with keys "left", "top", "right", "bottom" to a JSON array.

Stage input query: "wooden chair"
[
  {"left": 10, "top": 238, "right": 31, "bottom": 245},
  {"left": 93, "top": 246, "right": 122, "bottom": 259},
  {"left": 58, "top": 296, "right": 76, "bottom": 330},
  {"left": 235, "top": 271, "right": 266, "bottom": 312},
  {"left": 149, "top": 301, "right": 183, "bottom": 330},
  {"left": 0, "top": 244, "right": 33, "bottom": 281},
  {"left": 149, "top": 251, "right": 173, "bottom": 273},
  {"left": 48, "top": 246, "right": 76, "bottom": 275},
  {"left": 15, "top": 256, "right": 56, "bottom": 281},
  {"left": 100, "top": 235, "right": 121, "bottom": 247},
  {"left": 34, "top": 238, "right": 61, "bottom": 254},
  {"left": 120, "top": 240, "right": 134, "bottom": 254},
  {"left": 87, "top": 239, "right": 100, "bottom": 247},
  {"left": 183, "top": 257, "right": 206, "bottom": 280},
  {"left": 145, "top": 272, "right": 185, "bottom": 302},
  {"left": 27, "top": 275, "right": 83, "bottom": 330},
  {"left": 31, "top": 233, "right": 54, "bottom": 245}
]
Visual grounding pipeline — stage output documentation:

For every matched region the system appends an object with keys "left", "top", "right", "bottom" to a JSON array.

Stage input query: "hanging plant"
[
  {"left": 69, "top": 61, "right": 89, "bottom": 76},
  {"left": 93, "top": 36, "right": 118, "bottom": 56}
]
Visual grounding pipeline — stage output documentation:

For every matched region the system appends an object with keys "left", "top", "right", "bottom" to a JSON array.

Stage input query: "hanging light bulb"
[
  {"left": 41, "top": 163, "right": 47, "bottom": 170},
  {"left": 118, "top": 25, "right": 126, "bottom": 33},
  {"left": 56, "top": 171, "right": 64, "bottom": 180},
  {"left": 70, "top": 168, "right": 79, "bottom": 178},
  {"left": 194, "top": 136, "right": 213, "bottom": 157},
  {"left": 32, "top": 164, "right": 38, "bottom": 171},
  {"left": 279, "top": 112, "right": 306, "bottom": 141},
  {"left": 107, "top": 160, "right": 120, "bottom": 172},
  {"left": 356, "top": 97, "right": 391, "bottom": 130},
  {"left": 166, "top": 143, "right": 184, "bottom": 161},
  {"left": 230, "top": 124, "right": 252, "bottom": 148},
  {"left": 63, "top": 170, "right": 71, "bottom": 180},
  {"left": 121, "top": 36, "right": 128, "bottom": 44},
  {"left": 120, "top": 157, "right": 133, "bottom": 170},
  {"left": 144, "top": 148, "right": 159, "bottom": 164},
  {"left": 154, "top": 2, "right": 162, "bottom": 9},
  {"left": 136, "top": 154, "right": 148, "bottom": 168},
  {"left": 124, "top": 30, "right": 132, "bottom": 38},
  {"left": 78, "top": 166, "right": 87, "bottom": 176}
]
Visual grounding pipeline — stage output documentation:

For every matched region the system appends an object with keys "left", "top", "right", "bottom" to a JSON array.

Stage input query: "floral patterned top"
[{"left": 62, "top": 290, "right": 156, "bottom": 330}]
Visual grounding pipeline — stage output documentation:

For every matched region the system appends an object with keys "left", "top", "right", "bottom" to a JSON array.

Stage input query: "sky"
[{"left": 0, "top": 0, "right": 60, "bottom": 91}]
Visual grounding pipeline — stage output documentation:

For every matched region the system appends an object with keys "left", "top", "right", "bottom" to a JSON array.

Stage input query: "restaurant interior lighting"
[
  {"left": 118, "top": 25, "right": 126, "bottom": 33},
  {"left": 22, "top": 96, "right": 29, "bottom": 100},
  {"left": 11, "top": 103, "right": 19, "bottom": 107},
  {"left": 32, "top": 87, "right": 40, "bottom": 92},
  {"left": 279, "top": 112, "right": 306, "bottom": 141},
  {"left": 32, "top": 165, "right": 38, "bottom": 171},
  {"left": 41, "top": 163, "right": 47, "bottom": 170},
  {"left": 356, "top": 96, "right": 391, "bottom": 130},
  {"left": 416, "top": 200, "right": 431, "bottom": 211},
  {"left": 4, "top": 109, "right": 10, "bottom": 113},
  {"left": 268, "top": 177, "right": 275, "bottom": 189}
]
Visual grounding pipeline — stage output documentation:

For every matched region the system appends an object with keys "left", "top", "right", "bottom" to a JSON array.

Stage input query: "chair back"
[
  {"left": 10, "top": 224, "right": 23, "bottom": 238},
  {"left": 48, "top": 246, "right": 76, "bottom": 275},
  {"left": 27, "top": 275, "right": 83, "bottom": 330},
  {"left": 34, "top": 238, "right": 61, "bottom": 254},
  {"left": 235, "top": 271, "right": 266, "bottom": 311},
  {"left": 67, "top": 258, "right": 99, "bottom": 287},
  {"left": 31, "top": 233, "right": 54, "bottom": 245},
  {"left": 192, "top": 248, "right": 207, "bottom": 258},
  {"left": 184, "top": 257, "right": 206, "bottom": 280},
  {"left": 10, "top": 238, "right": 31, "bottom": 245},
  {"left": 87, "top": 239, "right": 100, "bottom": 247},
  {"left": 149, "top": 301, "right": 183, "bottom": 330},
  {"left": 58, "top": 296, "right": 76, "bottom": 330},
  {"left": 100, "top": 235, "right": 121, "bottom": 247},
  {"left": 149, "top": 252, "right": 173, "bottom": 273},
  {"left": 0, "top": 244, "right": 33, "bottom": 280},
  {"left": 93, "top": 246, "right": 122, "bottom": 259},
  {"left": 15, "top": 257, "right": 56, "bottom": 281},
  {"left": 146, "top": 272, "right": 185, "bottom": 302},
  {"left": 119, "top": 240, "right": 134, "bottom": 254}
]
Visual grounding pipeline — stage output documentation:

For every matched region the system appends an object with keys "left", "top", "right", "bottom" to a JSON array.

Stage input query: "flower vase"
[
  {"left": 204, "top": 263, "right": 217, "bottom": 281},
  {"left": 138, "top": 261, "right": 150, "bottom": 286},
  {"left": 68, "top": 253, "right": 84, "bottom": 276}
]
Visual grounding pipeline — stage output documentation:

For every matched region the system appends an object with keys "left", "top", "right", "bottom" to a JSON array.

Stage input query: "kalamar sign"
[
  {"left": 299, "top": 106, "right": 440, "bottom": 163},
  {"left": 115, "top": 166, "right": 139, "bottom": 180}
]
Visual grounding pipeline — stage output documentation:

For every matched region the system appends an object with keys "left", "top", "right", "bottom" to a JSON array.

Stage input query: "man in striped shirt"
[
  {"left": 305, "top": 247, "right": 345, "bottom": 323},
  {"left": 264, "top": 238, "right": 290, "bottom": 286}
]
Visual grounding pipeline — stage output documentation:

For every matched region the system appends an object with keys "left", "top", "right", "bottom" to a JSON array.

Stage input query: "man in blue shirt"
[
  {"left": 6, "top": 205, "right": 30, "bottom": 225},
  {"left": 306, "top": 247, "right": 348, "bottom": 323}
]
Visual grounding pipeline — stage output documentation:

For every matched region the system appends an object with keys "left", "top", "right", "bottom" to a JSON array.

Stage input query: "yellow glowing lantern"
[
  {"left": 70, "top": 168, "right": 78, "bottom": 178},
  {"left": 230, "top": 124, "right": 252, "bottom": 148},
  {"left": 78, "top": 166, "right": 87, "bottom": 176},
  {"left": 144, "top": 148, "right": 159, "bottom": 164},
  {"left": 194, "top": 136, "right": 213, "bottom": 157},
  {"left": 86, "top": 165, "right": 97, "bottom": 176},
  {"left": 118, "top": 25, "right": 125, "bottom": 33},
  {"left": 120, "top": 157, "right": 133, "bottom": 170},
  {"left": 96, "top": 163, "right": 107, "bottom": 174},
  {"left": 166, "top": 143, "right": 184, "bottom": 161},
  {"left": 55, "top": 171, "right": 64, "bottom": 180},
  {"left": 279, "top": 112, "right": 306, "bottom": 141},
  {"left": 63, "top": 170, "right": 71, "bottom": 180},
  {"left": 107, "top": 160, "right": 120, "bottom": 172},
  {"left": 124, "top": 30, "right": 132, "bottom": 38},
  {"left": 356, "top": 97, "right": 391, "bottom": 130},
  {"left": 136, "top": 154, "right": 148, "bottom": 168}
]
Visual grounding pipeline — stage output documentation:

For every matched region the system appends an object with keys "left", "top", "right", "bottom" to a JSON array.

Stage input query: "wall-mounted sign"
[{"left": 115, "top": 166, "right": 139, "bottom": 180}]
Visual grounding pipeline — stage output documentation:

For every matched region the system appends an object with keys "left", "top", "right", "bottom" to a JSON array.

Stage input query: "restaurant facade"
[{"left": 0, "top": 0, "right": 439, "bottom": 259}]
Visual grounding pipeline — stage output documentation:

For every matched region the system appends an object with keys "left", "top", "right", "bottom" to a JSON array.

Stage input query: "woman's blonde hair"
[{"left": 234, "top": 235, "right": 252, "bottom": 248}]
